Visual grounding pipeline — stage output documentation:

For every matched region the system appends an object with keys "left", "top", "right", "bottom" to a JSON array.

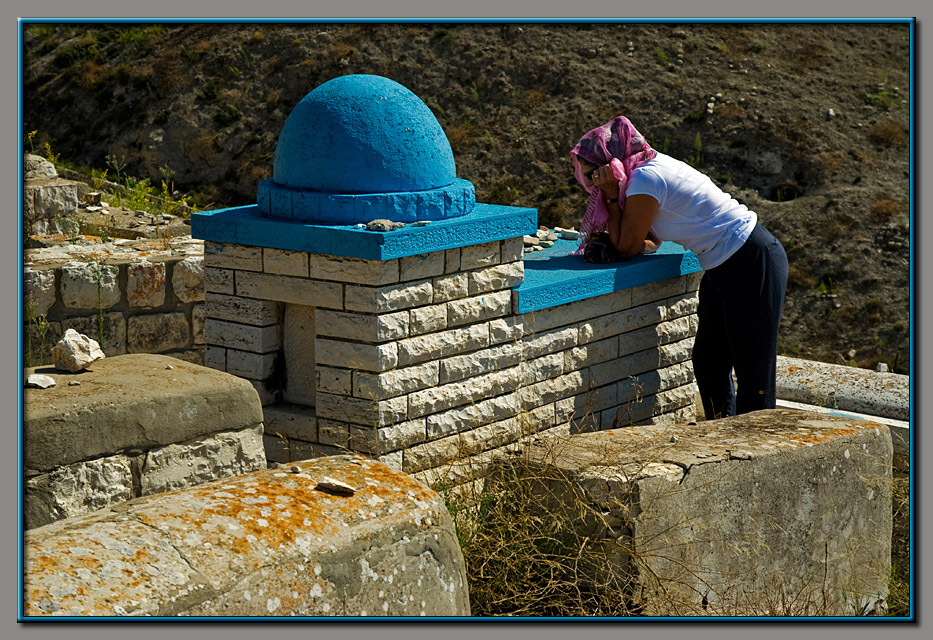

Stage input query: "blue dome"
[
  {"left": 274, "top": 75, "right": 458, "bottom": 192},
  {"left": 258, "top": 74, "right": 475, "bottom": 224}
]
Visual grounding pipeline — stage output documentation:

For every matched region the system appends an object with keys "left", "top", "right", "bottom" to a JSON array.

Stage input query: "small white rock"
[
  {"left": 51, "top": 328, "right": 105, "bottom": 372},
  {"left": 26, "top": 374, "right": 56, "bottom": 389},
  {"left": 316, "top": 477, "right": 358, "bottom": 496}
]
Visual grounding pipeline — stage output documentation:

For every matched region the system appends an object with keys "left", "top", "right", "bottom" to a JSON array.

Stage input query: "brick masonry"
[
  {"left": 24, "top": 252, "right": 206, "bottom": 368},
  {"left": 200, "top": 237, "right": 700, "bottom": 482}
]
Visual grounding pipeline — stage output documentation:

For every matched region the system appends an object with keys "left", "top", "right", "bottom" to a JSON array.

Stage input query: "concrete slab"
[
  {"left": 517, "top": 409, "right": 893, "bottom": 616},
  {"left": 24, "top": 353, "right": 262, "bottom": 473},
  {"left": 24, "top": 455, "right": 470, "bottom": 617}
]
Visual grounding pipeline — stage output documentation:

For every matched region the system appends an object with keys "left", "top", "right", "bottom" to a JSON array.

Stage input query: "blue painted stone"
[
  {"left": 261, "top": 74, "right": 475, "bottom": 223},
  {"left": 192, "top": 203, "right": 538, "bottom": 261},
  {"left": 514, "top": 238, "right": 702, "bottom": 313}
]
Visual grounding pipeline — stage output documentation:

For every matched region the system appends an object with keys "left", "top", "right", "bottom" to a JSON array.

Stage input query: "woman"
[{"left": 571, "top": 115, "right": 788, "bottom": 419}]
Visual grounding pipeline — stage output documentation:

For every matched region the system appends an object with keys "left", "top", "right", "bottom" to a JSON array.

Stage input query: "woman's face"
[{"left": 575, "top": 155, "right": 599, "bottom": 186}]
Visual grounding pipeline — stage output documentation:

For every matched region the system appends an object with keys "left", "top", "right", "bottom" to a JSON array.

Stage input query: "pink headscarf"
[{"left": 570, "top": 116, "right": 657, "bottom": 254}]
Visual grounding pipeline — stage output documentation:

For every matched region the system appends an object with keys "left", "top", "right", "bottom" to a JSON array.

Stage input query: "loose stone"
[
  {"left": 316, "top": 476, "right": 358, "bottom": 496},
  {"left": 366, "top": 219, "right": 407, "bottom": 232},
  {"left": 26, "top": 374, "right": 56, "bottom": 389}
]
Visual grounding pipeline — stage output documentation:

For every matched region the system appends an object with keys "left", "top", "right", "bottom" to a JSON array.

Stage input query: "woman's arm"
[{"left": 592, "top": 164, "right": 660, "bottom": 258}]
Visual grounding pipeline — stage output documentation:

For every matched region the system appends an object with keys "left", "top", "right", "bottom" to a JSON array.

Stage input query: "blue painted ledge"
[
  {"left": 514, "top": 238, "right": 702, "bottom": 314},
  {"left": 191, "top": 203, "right": 538, "bottom": 261}
]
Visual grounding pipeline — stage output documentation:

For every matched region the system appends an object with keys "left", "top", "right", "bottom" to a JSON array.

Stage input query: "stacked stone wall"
[
  {"left": 23, "top": 253, "right": 205, "bottom": 367},
  {"left": 201, "top": 236, "right": 700, "bottom": 483}
]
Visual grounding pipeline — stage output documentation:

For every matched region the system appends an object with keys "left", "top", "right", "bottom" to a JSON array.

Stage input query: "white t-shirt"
[{"left": 626, "top": 152, "right": 757, "bottom": 270}]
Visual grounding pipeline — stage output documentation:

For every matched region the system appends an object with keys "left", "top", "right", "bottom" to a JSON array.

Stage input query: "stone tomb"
[{"left": 193, "top": 74, "right": 702, "bottom": 484}]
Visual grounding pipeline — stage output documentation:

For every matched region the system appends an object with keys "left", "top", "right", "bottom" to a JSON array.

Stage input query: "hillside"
[{"left": 21, "top": 21, "right": 912, "bottom": 372}]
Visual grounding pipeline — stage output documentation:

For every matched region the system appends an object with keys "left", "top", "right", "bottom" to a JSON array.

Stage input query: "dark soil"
[{"left": 21, "top": 21, "right": 911, "bottom": 372}]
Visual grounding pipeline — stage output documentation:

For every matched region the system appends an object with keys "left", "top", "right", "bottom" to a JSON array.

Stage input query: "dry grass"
[
  {"left": 868, "top": 121, "right": 909, "bottom": 147},
  {"left": 435, "top": 422, "right": 898, "bottom": 617},
  {"left": 870, "top": 198, "right": 907, "bottom": 221}
]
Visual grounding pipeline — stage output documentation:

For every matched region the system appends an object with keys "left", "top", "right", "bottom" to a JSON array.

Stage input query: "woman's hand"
[{"left": 589, "top": 164, "right": 620, "bottom": 199}]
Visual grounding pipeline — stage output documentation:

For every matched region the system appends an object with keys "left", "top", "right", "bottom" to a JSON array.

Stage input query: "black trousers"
[{"left": 692, "top": 223, "right": 788, "bottom": 419}]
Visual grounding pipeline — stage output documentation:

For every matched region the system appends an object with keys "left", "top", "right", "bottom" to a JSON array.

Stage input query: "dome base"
[{"left": 257, "top": 178, "right": 475, "bottom": 224}]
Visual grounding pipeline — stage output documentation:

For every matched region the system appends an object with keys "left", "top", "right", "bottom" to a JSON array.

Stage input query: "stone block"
[
  {"left": 686, "top": 270, "right": 704, "bottom": 292},
  {"left": 618, "top": 316, "right": 695, "bottom": 356},
  {"left": 24, "top": 267, "right": 57, "bottom": 317},
  {"left": 409, "top": 368, "right": 520, "bottom": 419},
  {"left": 62, "top": 312, "right": 127, "bottom": 357},
  {"left": 316, "top": 393, "right": 408, "bottom": 428},
  {"left": 447, "top": 290, "right": 512, "bottom": 327},
  {"left": 168, "top": 349, "right": 205, "bottom": 366},
  {"left": 444, "top": 248, "right": 461, "bottom": 274},
  {"left": 433, "top": 272, "right": 470, "bottom": 303},
  {"left": 23, "top": 178, "right": 82, "bottom": 221},
  {"left": 126, "top": 261, "right": 167, "bottom": 309},
  {"left": 460, "top": 240, "right": 501, "bottom": 270},
  {"left": 316, "top": 419, "right": 350, "bottom": 447},
  {"left": 370, "top": 418, "right": 428, "bottom": 454},
  {"left": 500, "top": 236, "right": 525, "bottom": 263},
  {"left": 489, "top": 316, "right": 524, "bottom": 344},
  {"left": 140, "top": 425, "right": 266, "bottom": 496},
  {"left": 206, "top": 292, "right": 282, "bottom": 326},
  {"left": 468, "top": 261, "right": 524, "bottom": 294},
  {"left": 438, "top": 341, "right": 523, "bottom": 384},
  {"left": 205, "top": 345, "right": 226, "bottom": 370},
  {"left": 315, "top": 339, "right": 398, "bottom": 372},
  {"left": 615, "top": 362, "right": 694, "bottom": 405},
  {"left": 524, "top": 288, "right": 632, "bottom": 335},
  {"left": 555, "top": 384, "right": 620, "bottom": 423},
  {"left": 400, "top": 251, "right": 445, "bottom": 281},
  {"left": 204, "top": 241, "right": 263, "bottom": 271},
  {"left": 23, "top": 354, "right": 263, "bottom": 473},
  {"left": 24, "top": 319, "right": 62, "bottom": 367},
  {"left": 517, "top": 411, "right": 892, "bottom": 616},
  {"left": 262, "top": 403, "right": 318, "bottom": 442},
  {"left": 282, "top": 304, "right": 316, "bottom": 406},
  {"left": 604, "top": 381, "right": 698, "bottom": 428},
  {"left": 226, "top": 349, "right": 278, "bottom": 380},
  {"left": 249, "top": 380, "right": 280, "bottom": 406},
  {"left": 589, "top": 338, "right": 694, "bottom": 388},
  {"left": 316, "top": 366, "right": 352, "bottom": 395},
  {"left": 171, "top": 256, "right": 205, "bottom": 303},
  {"left": 425, "top": 393, "right": 520, "bottom": 440},
  {"left": 60, "top": 262, "right": 120, "bottom": 310},
  {"left": 397, "top": 323, "right": 489, "bottom": 366},
  {"left": 192, "top": 303, "right": 205, "bottom": 345},
  {"left": 403, "top": 434, "right": 466, "bottom": 474},
  {"left": 128, "top": 312, "right": 190, "bottom": 353},
  {"left": 263, "top": 247, "right": 309, "bottom": 277},
  {"left": 24, "top": 455, "right": 134, "bottom": 530},
  {"left": 204, "top": 318, "right": 278, "bottom": 353},
  {"left": 345, "top": 280, "right": 433, "bottom": 313},
  {"left": 235, "top": 271, "right": 343, "bottom": 309},
  {"left": 522, "top": 325, "right": 578, "bottom": 359},
  {"left": 630, "top": 276, "right": 687, "bottom": 306},
  {"left": 518, "top": 371, "right": 589, "bottom": 410},
  {"left": 353, "top": 361, "right": 440, "bottom": 401},
  {"left": 308, "top": 254, "right": 400, "bottom": 285},
  {"left": 204, "top": 267, "right": 235, "bottom": 294},
  {"left": 564, "top": 336, "right": 619, "bottom": 370},
  {"left": 410, "top": 304, "right": 448, "bottom": 335},
  {"left": 520, "top": 352, "right": 565, "bottom": 385},
  {"left": 24, "top": 456, "right": 470, "bottom": 617},
  {"left": 316, "top": 309, "right": 409, "bottom": 342}
]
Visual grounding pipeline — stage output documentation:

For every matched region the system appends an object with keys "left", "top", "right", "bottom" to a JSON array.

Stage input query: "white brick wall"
[{"left": 202, "top": 237, "right": 700, "bottom": 479}]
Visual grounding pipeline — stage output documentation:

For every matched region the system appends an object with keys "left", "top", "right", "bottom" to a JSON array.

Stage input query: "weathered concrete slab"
[
  {"left": 24, "top": 455, "right": 470, "bottom": 617},
  {"left": 24, "top": 353, "right": 263, "bottom": 473},
  {"left": 517, "top": 409, "right": 892, "bottom": 616},
  {"left": 777, "top": 355, "right": 909, "bottom": 421}
]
